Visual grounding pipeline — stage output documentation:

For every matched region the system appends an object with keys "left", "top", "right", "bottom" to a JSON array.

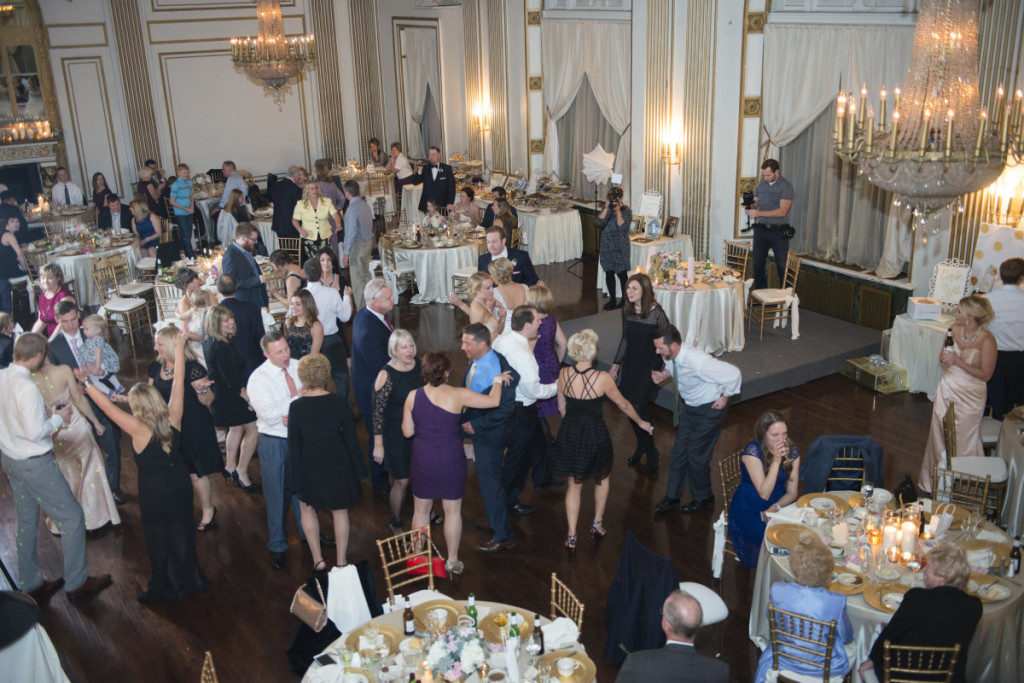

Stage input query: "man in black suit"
[
  {"left": 477, "top": 226, "right": 541, "bottom": 286},
  {"left": 97, "top": 194, "right": 133, "bottom": 231},
  {"left": 351, "top": 279, "right": 395, "bottom": 497},
  {"left": 48, "top": 300, "right": 126, "bottom": 505},
  {"left": 221, "top": 222, "right": 268, "bottom": 308},
  {"left": 270, "top": 166, "right": 305, "bottom": 239},
  {"left": 410, "top": 146, "right": 456, "bottom": 213},
  {"left": 618, "top": 590, "right": 729, "bottom": 683},
  {"left": 479, "top": 186, "right": 518, "bottom": 229},
  {"left": 216, "top": 274, "right": 266, "bottom": 376}
]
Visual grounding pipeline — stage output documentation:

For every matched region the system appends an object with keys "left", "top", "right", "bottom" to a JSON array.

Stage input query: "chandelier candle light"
[
  {"left": 834, "top": 0, "right": 1023, "bottom": 223},
  {"left": 230, "top": 0, "right": 315, "bottom": 101}
]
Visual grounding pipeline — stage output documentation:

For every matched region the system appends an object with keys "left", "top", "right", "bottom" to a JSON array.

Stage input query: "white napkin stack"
[
  {"left": 540, "top": 617, "right": 580, "bottom": 650},
  {"left": 408, "top": 588, "right": 451, "bottom": 607},
  {"left": 967, "top": 548, "right": 994, "bottom": 570},
  {"left": 766, "top": 505, "right": 816, "bottom": 525}
]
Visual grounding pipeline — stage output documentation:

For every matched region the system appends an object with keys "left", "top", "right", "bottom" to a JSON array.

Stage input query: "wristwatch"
[{"left": 81, "top": 378, "right": 93, "bottom": 389}]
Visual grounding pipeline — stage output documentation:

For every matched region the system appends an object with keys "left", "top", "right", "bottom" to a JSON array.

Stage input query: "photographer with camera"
[
  {"left": 744, "top": 159, "right": 795, "bottom": 291},
  {"left": 596, "top": 186, "right": 632, "bottom": 310}
]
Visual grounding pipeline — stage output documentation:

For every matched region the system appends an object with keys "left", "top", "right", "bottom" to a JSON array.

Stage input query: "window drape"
[
  {"left": 401, "top": 28, "right": 441, "bottom": 159},
  {"left": 556, "top": 75, "right": 622, "bottom": 201}
]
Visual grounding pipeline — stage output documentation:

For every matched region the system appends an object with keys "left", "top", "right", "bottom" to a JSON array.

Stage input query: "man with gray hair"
[
  {"left": 271, "top": 165, "right": 305, "bottom": 240},
  {"left": 618, "top": 590, "right": 729, "bottom": 682},
  {"left": 342, "top": 179, "right": 374, "bottom": 308}
]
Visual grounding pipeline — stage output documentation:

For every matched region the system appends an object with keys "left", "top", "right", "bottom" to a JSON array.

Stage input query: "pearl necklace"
[{"left": 961, "top": 325, "right": 982, "bottom": 346}]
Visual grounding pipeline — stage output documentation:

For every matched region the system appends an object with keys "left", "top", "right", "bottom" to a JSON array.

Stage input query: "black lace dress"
[
  {"left": 372, "top": 359, "right": 424, "bottom": 480},
  {"left": 286, "top": 323, "right": 314, "bottom": 360},
  {"left": 613, "top": 303, "right": 669, "bottom": 463},
  {"left": 551, "top": 366, "right": 613, "bottom": 483},
  {"left": 148, "top": 360, "right": 222, "bottom": 478}
]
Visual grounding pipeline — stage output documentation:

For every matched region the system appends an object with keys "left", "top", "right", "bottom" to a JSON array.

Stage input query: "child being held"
[
  {"left": 78, "top": 314, "right": 125, "bottom": 396},
  {"left": 0, "top": 312, "right": 13, "bottom": 368}
]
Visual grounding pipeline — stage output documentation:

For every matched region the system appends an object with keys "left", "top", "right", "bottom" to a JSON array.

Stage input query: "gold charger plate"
[
  {"left": 967, "top": 572, "right": 1013, "bottom": 603},
  {"left": 413, "top": 599, "right": 462, "bottom": 631},
  {"left": 797, "top": 493, "right": 850, "bottom": 516},
  {"left": 828, "top": 567, "right": 866, "bottom": 595},
  {"left": 537, "top": 651, "right": 596, "bottom": 683},
  {"left": 962, "top": 539, "right": 1011, "bottom": 566},
  {"left": 863, "top": 582, "right": 910, "bottom": 614},
  {"left": 765, "top": 523, "right": 810, "bottom": 549},
  {"left": 344, "top": 622, "right": 403, "bottom": 655},
  {"left": 342, "top": 667, "right": 374, "bottom": 683},
  {"left": 397, "top": 243, "right": 422, "bottom": 249},
  {"left": 848, "top": 493, "right": 866, "bottom": 508},
  {"left": 479, "top": 610, "right": 534, "bottom": 644},
  {"left": 923, "top": 504, "right": 969, "bottom": 530}
]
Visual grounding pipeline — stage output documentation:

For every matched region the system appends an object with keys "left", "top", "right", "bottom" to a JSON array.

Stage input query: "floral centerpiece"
[
  {"left": 424, "top": 624, "right": 488, "bottom": 681},
  {"left": 423, "top": 213, "right": 446, "bottom": 233}
]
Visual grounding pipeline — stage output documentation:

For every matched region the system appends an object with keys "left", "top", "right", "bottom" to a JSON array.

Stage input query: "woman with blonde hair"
[
  {"left": 551, "top": 329, "right": 652, "bottom": 549},
  {"left": 919, "top": 294, "right": 997, "bottom": 493},
  {"left": 80, "top": 327, "right": 209, "bottom": 602},
  {"left": 148, "top": 325, "right": 219, "bottom": 531},
  {"left": 292, "top": 180, "right": 342, "bottom": 263},
  {"left": 313, "top": 162, "right": 346, "bottom": 255},
  {"left": 130, "top": 197, "right": 161, "bottom": 258},
  {"left": 186, "top": 289, "right": 215, "bottom": 367},
  {"left": 287, "top": 353, "right": 366, "bottom": 571},
  {"left": 489, "top": 257, "right": 527, "bottom": 332},
  {"left": 447, "top": 272, "right": 506, "bottom": 340}
]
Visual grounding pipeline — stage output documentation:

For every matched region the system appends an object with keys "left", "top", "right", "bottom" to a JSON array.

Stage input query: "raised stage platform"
[{"left": 561, "top": 308, "right": 882, "bottom": 406}]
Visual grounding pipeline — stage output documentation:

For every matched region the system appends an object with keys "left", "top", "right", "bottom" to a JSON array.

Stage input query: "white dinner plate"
[{"left": 882, "top": 592, "right": 905, "bottom": 610}]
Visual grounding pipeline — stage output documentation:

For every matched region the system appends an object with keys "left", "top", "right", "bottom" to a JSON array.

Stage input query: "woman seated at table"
[
  {"left": 387, "top": 141, "right": 415, "bottom": 191},
  {"left": 285, "top": 290, "right": 323, "bottom": 361},
  {"left": 292, "top": 180, "right": 341, "bottom": 265},
  {"left": 489, "top": 257, "right": 527, "bottom": 331},
  {"left": 452, "top": 186, "right": 482, "bottom": 226},
  {"left": 918, "top": 294, "right": 997, "bottom": 495},
  {"left": 860, "top": 545, "right": 981, "bottom": 683},
  {"left": 754, "top": 534, "right": 853, "bottom": 682},
  {"left": 173, "top": 267, "right": 202, "bottom": 321},
  {"left": 492, "top": 198, "right": 518, "bottom": 236},
  {"left": 130, "top": 197, "right": 161, "bottom": 259},
  {"left": 266, "top": 249, "right": 306, "bottom": 307},
  {"left": 403, "top": 351, "right": 511, "bottom": 575},
  {"left": 91, "top": 172, "right": 112, "bottom": 209},
  {"left": 728, "top": 410, "right": 800, "bottom": 568},
  {"left": 448, "top": 272, "right": 506, "bottom": 341},
  {"left": 367, "top": 137, "right": 384, "bottom": 167},
  {"left": 287, "top": 352, "right": 366, "bottom": 571},
  {"left": 31, "top": 263, "right": 75, "bottom": 337},
  {"left": 217, "top": 189, "right": 262, "bottom": 251}
]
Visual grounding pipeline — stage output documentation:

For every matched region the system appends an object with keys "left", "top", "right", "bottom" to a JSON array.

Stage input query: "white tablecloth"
[
  {"left": 750, "top": 491, "right": 1023, "bottom": 683},
  {"left": 597, "top": 235, "right": 694, "bottom": 294},
  {"left": 395, "top": 243, "right": 477, "bottom": 304},
  {"left": 518, "top": 209, "right": 583, "bottom": 265},
  {"left": 53, "top": 243, "right": 141, "bottom": 307},
  {"left": 653, "top": 280, "right": 745, "bottom": 355},
  {"left": 402, "top": 184, "right": 424, "bottom": 224},
  {"left": 253, "top": 219, "right": 279, "bottom": 255},
  {"left": 889, "top": 313, "right": 954, "bottom": 400},
  {"left": 997, "top": 417, "right": 1024, "bottom": 537},
  {"left": 0, "top": 623, "right": 70, "bottom": 682}
]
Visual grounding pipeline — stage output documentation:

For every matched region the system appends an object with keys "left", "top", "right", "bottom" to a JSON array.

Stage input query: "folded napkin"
[
  {"left": 408, "top": 589, "right": 451, "bottom": 607},
  {"left": 766, "top": 505, "right": 816, "bottom": 526},
  {"left": 976, "top": 529, "right": 1010, "bottom": 544},
  {"left": 712, "top": 511, "right": 727, "bottom": 579},
  {"left": 541, "top": 617, "right": 580, "bottom": 650},
  {"left": 305, "top": 663, "right": 345, "bottom": 682},
  {"left": 326, "top": 565, "right": 371, "bottom": 633},
  {"left": 967, "top": 548, "right": 994, "bottom": 571}
]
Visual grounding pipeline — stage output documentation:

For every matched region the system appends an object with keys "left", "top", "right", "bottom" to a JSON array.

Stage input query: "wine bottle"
[
  {"left": 535, "top": 613, "right": 545, "bottom": 654},
  {"left": 466, "top": 593, "right": 478, "bottom": 627},
  {"left": 403, "top": 597, "right": 415, "bottom": 636}
]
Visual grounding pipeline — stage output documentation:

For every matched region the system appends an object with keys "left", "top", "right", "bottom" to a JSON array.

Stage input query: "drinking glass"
[
  {"left": 525, "top": 633, "right": 542, "bottom": 664},
  {"left": 374, "top": 634, "right": 390, "bottom": 673}
]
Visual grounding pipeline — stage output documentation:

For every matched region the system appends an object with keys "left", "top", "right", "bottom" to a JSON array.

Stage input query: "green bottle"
[
  {"left": 508, "top": 611, "right": 520, "bottom": 640},
  {"left": 466, "top": 593, "right": 478, "bottom": 627}
]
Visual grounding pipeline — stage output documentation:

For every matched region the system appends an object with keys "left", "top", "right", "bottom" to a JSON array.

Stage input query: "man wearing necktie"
[
  {"left": 50, "top": 167, "right": 85, "bottom": 207},
  {"left": 460, "top": 323, "right": 520, "bottom": 552},
  {"left": 411, "top": 146, "right": 456, "bottom": 214},
  {"left": 651, "top": 325, "right": 741, "bottom": 514}
]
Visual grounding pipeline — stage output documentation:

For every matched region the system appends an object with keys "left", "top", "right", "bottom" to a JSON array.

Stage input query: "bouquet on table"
[{"left": 424, "top": 624, "right": 488, "bottom": 681}]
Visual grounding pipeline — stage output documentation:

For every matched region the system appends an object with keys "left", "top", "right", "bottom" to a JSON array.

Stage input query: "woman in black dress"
[
  {"left": 203, "top": 305, "right": 258, "bottom": 491},
  {"left": 79, "top": 327, "right": 209, "bottom": 602},
  {"left": 0, "top": 216, "right": 27, "bottom": 315},
  {"left": 284, "top": 289, "right": 323, "bottom": 361},
  {"left": 609, "top": 273, "right": 669, "bottom": 474},
  {"left": 286, "top": 353, "right": 366, "bottom": 571},
  {"left": 372, "top": 328, "right": 424, "bottom": 533},
  {"left": 267, "top": 249, "right": 307, "bottom": 308},
  {"left": 147, "top": 325, "right": 220, "bottom": 531},
  {"left": 595, "top": 186, "right": 632, "bottom": 310}
]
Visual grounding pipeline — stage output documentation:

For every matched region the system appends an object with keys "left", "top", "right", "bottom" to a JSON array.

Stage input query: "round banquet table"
[
  {"left": 889, "top": 312, "right": 955, "bottom": 400},
  {"left": 253, "top": 219, "right": 279, "bottom": 254},
  {"left": 517, "top": 209, "right": 583, "bottom": 266},
  {"left": 51, "top": 242, "right": 141, "bottom": 307},
  {"left": 304, "top": 597, "right": 594, "bottom": 683},
  {"left": 597, "top": 234, "right": 694, "bottom": 294},
  {"left": 996, "top": 416, "right": 1024, "bottom": 537},
  {"left": 749, "top": 491, "right": 1023, "bottom": 683},
  {"left": 652, "top": 280, "right": 745, "bottom": 355},
  {"left": 395, "top": 242, "right": 477, "bottom": 304}
]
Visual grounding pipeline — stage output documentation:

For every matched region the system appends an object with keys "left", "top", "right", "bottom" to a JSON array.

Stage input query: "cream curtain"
[
  {"left": 401, "top": 27, "right": 441, "bottom": 159},
  {"left": 541, "top": 20, "right": 631, "bottom": 189},
  {"left": 556, "top": 76, "right": 622, "bottom": 200}
]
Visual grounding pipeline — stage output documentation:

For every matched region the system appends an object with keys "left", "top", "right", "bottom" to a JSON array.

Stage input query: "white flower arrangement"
[{"left": 424, "top": 624, "right": 488, "bottom": 681}]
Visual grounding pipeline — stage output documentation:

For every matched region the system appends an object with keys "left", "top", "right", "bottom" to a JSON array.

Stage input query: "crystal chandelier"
[
  {"left": 834, "top": 0, "right": 1022, "bottom": 220},
  {"left": 230, "top": 0, "right": 315, "bottom": 101}
]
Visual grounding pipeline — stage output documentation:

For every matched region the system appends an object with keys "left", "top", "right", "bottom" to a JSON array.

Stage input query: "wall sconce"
[
  {"left": 660, "top": 141, "right": 681, "bottom": 166},
  {"left": 474, "top": 101, "right": 491, "bottom": 171}
]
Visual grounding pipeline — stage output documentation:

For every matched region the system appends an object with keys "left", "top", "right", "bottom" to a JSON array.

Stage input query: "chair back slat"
[
  {"left": 550, "top": 572, "right": 584, "bottom": 631},
  {"left": 933, "top": 465, "right": 990, "bottom": 515},
  {"left": 767, "top": 602, "right": 838, "bottom": 681},
  {"left": 723, "top": 240, "right": 750, "bottom": 278},
  {"left": 882, "top": 641, "right": 959, "bottom": 683},
  {"left": 827, "top": 445, "right": 865, "bottom": 491},
  {"left": 375, "top": 526, "right": 435, "bottom": 602},
  {"left": 942, "top": 402, "right": 957, "bottom": 466}
]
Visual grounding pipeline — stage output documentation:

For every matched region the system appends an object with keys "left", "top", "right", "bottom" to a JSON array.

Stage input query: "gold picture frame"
[{"left": 664, "top": 216, "right": 679, "bottom": 237}]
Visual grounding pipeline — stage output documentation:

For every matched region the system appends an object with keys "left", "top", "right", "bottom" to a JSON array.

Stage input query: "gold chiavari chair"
[
  {"left": 718, "top": 449, "right": 744, "bottom": 563},
  {"left": 378, "top": 235, "right": 417, "bottom": 292},
  {"left": 723, "top": 239, "right": 751, "bottom": 281},
  {"left": 550, "top": 572, "right": 584, "bottom": 632},
  {"left": 767, "top": 603, "right": 848, "bottom": 682},
  {"left": 748, "top": 252, "right": 802, "bottom": 341},
  {"left": 376, "top": 526, "right": 436, "bottom": 603},
  {"left": 153, "top": 282, "right": 180, "bottom": 322},
  {"left": 277, "top": 237, "right": 301, "bottom": 265},
  {"left": 932, "top": 464, "right": 990, "bottom": 516},
  {"left": 104, "top": 250, "right": 154, "bottom": 300},
  {"left": 939, "top": 402, "right": 1008, "bottom": 521},
  {"left": 881, "top": 641, "right": 959, "bottom": 683},
  {"left": 827, "top": 446, "right": 866, "bottom": 492},
  {"left": 91, "top": 259, "right": 151, "bottom": 351}
]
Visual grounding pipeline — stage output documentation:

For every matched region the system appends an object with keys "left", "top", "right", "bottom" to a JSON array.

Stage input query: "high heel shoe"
[
  {"left": 222, "top": 469, "right": 235, "bottom": 485},
  {"left": 565, "top": 533, "right": 577, "bottom": 550},
  {"left": 196, "top": 506, "right": 217, "bottom": 532},
  {"left": 627, "top": 453, "right": 643, "bottom": 466},
  {"left": 590, "top": 521, "right": 607, "bottom": 539},
  {"left": 231, "top": 471, "right": 261, "bottom": 492}
]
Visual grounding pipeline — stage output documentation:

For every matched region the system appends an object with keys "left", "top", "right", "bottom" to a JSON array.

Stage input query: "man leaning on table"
[
  {"left": 985, "top": 256, "right": 1024, "bottom": 420},
  {"left": 618, "top": 590, "right": 729, "bottom": 683}
]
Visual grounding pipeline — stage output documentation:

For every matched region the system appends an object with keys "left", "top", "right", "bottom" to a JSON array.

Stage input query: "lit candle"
[
  {"left": 893, "top": 87, "right": 901, "bottom": 112},
  {"left": 975, "top": 109, "right": 987, "bottom": 157},
  {"left": 879, "top": 86, "right": 887, "bottom": 127},
  {"left": 888, "top": 545, "right": 901, "bottom": 563},
  {"left": 846, "top": 100, "right": 857, "bottom": 147},
  {"left": 901, "top": 521, "right": 917, "bottom": 553},
  {"left": 994, "top": 85, "right": 1004, "bottom": 127},
  {"left": 882, "top": 524, "right": 898, "bottom": 552},
  {"left": 230, "top": 38, "right": 236, "bottom": 60},
  {"left": 866, "top": 106, "right": 875, "bottom": 152},
  {"left": 1001, "top": 103, "right": 1010, "bottom": 151},
  {"left": 902, "top": 551, "right": 913, "bottom": 565},
  {"left": 919, "top": 109, "right": 931, "bottom": 155},
  {"left": 1015, "top": 90, "right": 1024, "bottom": 132},
  {"left": 859, "top": 84, "right": 868, "bottom": 128},
  {"left": 36, "top": 193, "right": 43, "bottom": 208},
  {"left": 944, "top": 109, "right": 954, "bottom": 157},
  {"left": 835, "top": 92, "right": 846, "bottom": 144}
]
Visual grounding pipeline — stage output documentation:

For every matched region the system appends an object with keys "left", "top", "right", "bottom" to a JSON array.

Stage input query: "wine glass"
[
  {"left": 374, "top": 634, "right": 390, "bottom": 674},
  {"left": 525, "top": 632, "right": 542, "bottom": 664}
]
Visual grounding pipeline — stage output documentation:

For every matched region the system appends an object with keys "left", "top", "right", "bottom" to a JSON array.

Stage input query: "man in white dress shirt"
[
  {"left": 986, "top": 257, "right": 1024, "bottom": 419},
  {"left": 493, "top": 305, "right": 558, "bottom": 515},
  {"left": 0, "top": 333, "right": 112, "bottom": 602},
  {"left": 50, "top": 167, "right": 85, "bottom": 207},
  {"left": 652, "top": 325, "right": 741, "bottom": 513},
  {"left": 303, "top": 258, "right": 353, "bottom": 399},
  {"left": 247, "top": 330, "right": 304, "bottom": 571}
]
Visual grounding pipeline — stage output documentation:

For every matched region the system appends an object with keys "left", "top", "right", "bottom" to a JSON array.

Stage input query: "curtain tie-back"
[{"left": 759, "top": 124, "right": 774, "bottom": 164}]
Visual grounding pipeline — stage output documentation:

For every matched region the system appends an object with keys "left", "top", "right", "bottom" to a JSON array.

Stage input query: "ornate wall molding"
[
  {"left": 745, "top": 11, "right": 765, "bottom": 33},
  {"left": 309, "top": 0, "right": 345, "bottom": 163},
  {"left": 742, "top": 97, "right": 761, "bottom": 117},
  {"left": 738, "top": 176, "right": 756, "bottom": 194},
  {"left": 643, "top": 0, "right": 672, "bottom": 207},
  {"left": 527, "top": 10, "right": 541, "bottom": 26},
  {"left": 109, "top": 0, "right": 161, "bottom": 168},
  {"left": 487, "top": 0, "right": 510, "bottom": 171},
  {"left": 529, "top": 138, "right": 544, "bottom": 154},
  {"left": 350, "top": 0, "right": 385, "bottom": 158},
  {"left": 463, "top": 0, "right": 482, "bottom": 160},
  {"left": 528, "top": 75, "right": 542, "bottom": 91}
]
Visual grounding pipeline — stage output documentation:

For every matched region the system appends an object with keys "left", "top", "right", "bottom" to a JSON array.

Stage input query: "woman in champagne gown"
[
  {"left": 33, "top": 361, "right": 120, "bottom": 534},
  {"left": 919, "top": 295, "right": 997, "bottom": 493}
]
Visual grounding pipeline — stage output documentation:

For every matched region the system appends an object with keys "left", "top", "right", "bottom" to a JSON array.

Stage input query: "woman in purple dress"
[
  {"left": 527, "top": 285, "right": 567, "bottom": 465},
  {"left": 403, "top": 351, "right": 510, "bottom": 575}
]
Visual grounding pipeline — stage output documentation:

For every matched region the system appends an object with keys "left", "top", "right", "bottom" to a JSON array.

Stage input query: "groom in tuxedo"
[
  {"left": 477, "top": 226, "right": 540, "bottom": 286},
  {"left": 48, "top": 300, "right": 125, "bottom": 504},
  {"left": 410, "top": 146, "right": 456, "bottom": 213}
]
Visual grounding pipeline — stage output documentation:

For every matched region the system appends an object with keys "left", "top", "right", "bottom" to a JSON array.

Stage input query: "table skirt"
[
  {"left": 395, "top": 244, "right": 477, "bottom": 304},
  {"left": 889, "top": 313, "right": 954, "bottom": 400},
  {"left": 518, "top": 210, "right": 583, "bottom": 266},
  {"left": 53, "top": 243, "right": 141, "bottom": 307},
  {"left": 653, "top": 281, "right": 745, "bottom": 355}
]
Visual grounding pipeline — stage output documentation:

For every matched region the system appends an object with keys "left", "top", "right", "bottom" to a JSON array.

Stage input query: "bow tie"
[{"left": 431, "top": 165, "right": 439, "bottom": 170}]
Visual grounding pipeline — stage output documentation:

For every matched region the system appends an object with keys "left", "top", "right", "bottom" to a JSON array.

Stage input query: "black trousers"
[
  {"left": 752, "top": 225, "right": 790, "bottom": 290},
  {"left": 502, "top": 402, "right": 548, "bottom": 505},
  {"left": 629, "top": 400, "right": 658, "bottom": 467},
  {"left": 987, "top": 350, "right": 1024, "bottom": 419},
  {"left": 664, "top": 400, "right": 729, "bottom": 502}
]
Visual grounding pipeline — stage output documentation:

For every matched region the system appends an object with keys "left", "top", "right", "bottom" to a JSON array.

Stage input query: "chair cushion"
[
  {"left": 453, "top": 265, "right": 476, "bottom": 276},
  {"left": 8, "top": 276, "right": 29, "bottom": 285},
  {"left": 120, "top": 283, "right": 154, "bottom": 296},
  {"left": 678, "top": 581, "right": 728, "bottom": 624},
  {"left": 752, "top": 288, "right": 791, "bottom": 304},
  {"left": 980, "top": 416, "right": 1001, "bottom": 445},
  {"left": 104, "top": 297, "right": 148, "bottom": 312},
  {"left": 776, "top": 670, "right": 847, "bottom": 683},
  {"left": 136, "top": 257, "right": 157, "bottom": 270},
  {"left": 950, "top": 456, "right": 1008, "bottom": 482}
]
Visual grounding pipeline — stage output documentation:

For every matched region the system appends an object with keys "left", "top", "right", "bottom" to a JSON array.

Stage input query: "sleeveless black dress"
[
  {"left": 148, "top": 360, "right": 222, "bottom": 478},
  {"left": 372, "top": 359, "right": 424, "bottom": 480},
  {"left": 551, "top": 367, "right": 613, "bottom": 483}
]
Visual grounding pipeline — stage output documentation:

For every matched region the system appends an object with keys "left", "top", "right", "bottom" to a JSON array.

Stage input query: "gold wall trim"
[
  {"left": 529, "top": 138, "right": 543, "bottom": 154},
  {"left": 487, "top": 0, "right": 510, "bottom": 171},
  {"left": 742, "top": 97, "right": 761, "bottom": 117},
  {"left": 24, "top": 0, "right": 66, "bottom": 167},
  {"left": 527, "top": 11, "right": 541, "bottom": 26},
  {"left": 746, "top": 12, "right": 765, "bottom": 33},
  {"left": 149, "top": 0, "right": 296, "bottom": 13},
  {"left": 309, "top": 0, "right": 344, "bottom": 163},
  {"left": 738, "top": 176, "right": 756, "bottom": 194},
  {"left": 734, "top": 0, "right": 757, "bottom": 238},
  {"left": 643, "top": 0, "right": 672, "bottom": 212},
  {"left": 109, "top": 0, "right": 161, "bottom": 168},
  {"left": 350, "top": 0, "right": 386, "bottom": 155},
  {"left": 528, "top": 75, "right": 542, "bottom": 91},
  {"left": 463, "top": 0, "right": 482, "bottom": 160},
  {"left": 47, "top": 23, "right": 109, "bottom": 48},
  {"left": 145, "top": 15, "right": 307, "bottom": 45},
  {"left": 59, "top": 57, "right": 122, "bottom": 192}
]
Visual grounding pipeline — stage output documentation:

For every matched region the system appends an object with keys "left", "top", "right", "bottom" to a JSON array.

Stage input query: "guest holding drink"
[
  {"left": 452, "top": 186, "right": 482, "bottom": 226},
  {"left": 266, "top": 249, "right": 307, "bottom": 307}
]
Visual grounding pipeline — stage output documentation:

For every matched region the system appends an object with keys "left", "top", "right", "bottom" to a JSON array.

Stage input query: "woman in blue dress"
[{"left": 728, "top": 410, "right": 800, "bottom": 568}]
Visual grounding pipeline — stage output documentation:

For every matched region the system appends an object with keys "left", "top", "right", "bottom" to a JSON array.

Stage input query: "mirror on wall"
[
  {"left": 394, "top": 22, "right": 443, "bottom": 160},
  {"left": 0, "top": 2, "right": 47, "bottom": 123}
]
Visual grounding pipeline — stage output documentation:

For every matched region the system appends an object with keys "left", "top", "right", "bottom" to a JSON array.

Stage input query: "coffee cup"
[{"left": 556, "top": 657, "right": 580, "bottom": 676}]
